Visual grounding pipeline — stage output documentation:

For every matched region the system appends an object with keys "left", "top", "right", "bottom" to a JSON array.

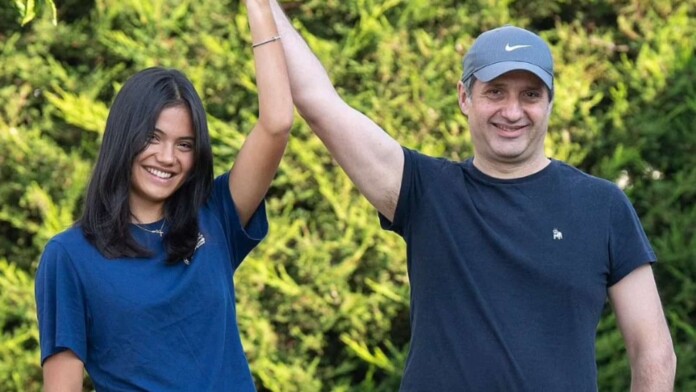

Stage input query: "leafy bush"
[
  {"left": 1, "top": 0, "right": 694, "bottom": 390},
  {"left": 0, "top": 260, "right": 41, "bottom": 391}
]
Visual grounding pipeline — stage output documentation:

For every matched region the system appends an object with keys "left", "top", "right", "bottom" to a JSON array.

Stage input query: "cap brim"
[{"left": 474, "top": 62, "right": 553, "bottom": 91}]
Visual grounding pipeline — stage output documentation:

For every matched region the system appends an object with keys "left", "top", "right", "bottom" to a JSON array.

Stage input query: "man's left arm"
[{"left": 609, "top": 264, "right": 676, "bottom": 391}]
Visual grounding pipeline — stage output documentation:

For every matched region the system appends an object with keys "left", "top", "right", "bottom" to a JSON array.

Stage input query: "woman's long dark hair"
[{"left": 79, "top": 67, "right": 213, "bottom": 263}]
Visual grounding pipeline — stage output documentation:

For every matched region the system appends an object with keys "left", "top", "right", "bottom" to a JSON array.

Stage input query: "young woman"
[{"left": 35, "top": 1, "right": 292, "bottom": 390}]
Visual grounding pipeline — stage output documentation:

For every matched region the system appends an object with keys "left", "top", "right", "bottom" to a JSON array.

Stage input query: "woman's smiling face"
[{"left": 129, "top": 105, "right": 196, "bottom": 221}]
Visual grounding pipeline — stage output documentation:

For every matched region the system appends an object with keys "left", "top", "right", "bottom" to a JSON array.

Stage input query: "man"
[{"left": 269, "top": 2, "right": 676, "bottom": 390}]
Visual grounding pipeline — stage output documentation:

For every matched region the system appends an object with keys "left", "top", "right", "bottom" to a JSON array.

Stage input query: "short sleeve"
[
  {"left": 379, "top": 147, "right": 414, "bottom": 235},
  {"left": 35, "top": 240, "right": 89, "bottom": 365},
  {"left": 379, "top": 147, "right": 446, "bottom": 236},
  {"left": 208, "top": 172, "right": 268, "bottom": 270},
  {"left": 607, "top": 188, "right": 656, "bottom": 286}
]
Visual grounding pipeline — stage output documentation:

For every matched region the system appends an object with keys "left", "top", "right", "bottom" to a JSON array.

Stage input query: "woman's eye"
[{"left": 178, "top": 142, "right": 194, "bottom": 151}]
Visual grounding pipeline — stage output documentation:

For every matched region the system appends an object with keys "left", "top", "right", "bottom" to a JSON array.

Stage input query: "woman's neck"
[{"left": 129, "top": 204, "right": 165, "bottom": 224}]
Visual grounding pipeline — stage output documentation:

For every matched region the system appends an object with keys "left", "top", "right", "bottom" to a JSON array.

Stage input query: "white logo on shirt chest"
[
  {"left": 194, "top": 233, "right": 206, "bottom": 249},
  {"left": 553, "top": 228, "right": 563, "bottom": 240},
  {"left": 183, "top": 233, "right": 206, "bottom": 265}
]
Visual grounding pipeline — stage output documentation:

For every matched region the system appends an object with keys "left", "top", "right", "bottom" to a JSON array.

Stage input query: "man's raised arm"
[{"left": 269, "top": 1, "right": 403, "bottom": 221}]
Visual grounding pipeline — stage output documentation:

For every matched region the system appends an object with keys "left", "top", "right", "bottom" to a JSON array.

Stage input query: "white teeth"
[
  {"left": 497, "top": 125, "right": 524, "bottom": 132},
  {"left": 146, "top": 168, "right": 173, "bottom": 179}
]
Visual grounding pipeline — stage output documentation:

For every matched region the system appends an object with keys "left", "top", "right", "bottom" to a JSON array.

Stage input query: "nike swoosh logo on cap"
[{"left": 505, "top": 44, "right": 532, "bottom": 51}]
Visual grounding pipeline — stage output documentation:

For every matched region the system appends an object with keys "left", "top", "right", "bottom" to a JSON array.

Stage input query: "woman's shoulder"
[
  {"left": 49, "top": 224, "right": 87, "bottom": 244},
  {"left": 43, "top": 225, "right": 93, "bottom": 258}
]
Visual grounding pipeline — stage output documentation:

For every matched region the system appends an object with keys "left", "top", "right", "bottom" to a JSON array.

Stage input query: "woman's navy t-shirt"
[{"left": 36, "top": 173, "right": 266, "bottom": 391}]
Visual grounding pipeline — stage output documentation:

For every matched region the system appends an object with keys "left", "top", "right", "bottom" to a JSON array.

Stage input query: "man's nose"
[{"left": 500, "top": 97, "right": 524, "bottom": 121}]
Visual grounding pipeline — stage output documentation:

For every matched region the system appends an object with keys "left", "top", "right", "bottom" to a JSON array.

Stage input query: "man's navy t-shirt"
[{"left": 380, "top": 148, "right": 655, "bottom": 391}]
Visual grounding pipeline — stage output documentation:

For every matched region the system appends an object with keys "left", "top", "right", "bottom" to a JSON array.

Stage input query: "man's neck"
[{"left": 472, "top": 156, "right": 551, "bottom": 179}]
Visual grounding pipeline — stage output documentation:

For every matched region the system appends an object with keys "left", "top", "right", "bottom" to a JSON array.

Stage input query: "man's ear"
[{"left": 457, "top": 80, "right": 469, "bottom": 116}]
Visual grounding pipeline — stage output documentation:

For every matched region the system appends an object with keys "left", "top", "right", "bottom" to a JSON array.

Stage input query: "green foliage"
[
  {"left": 0, "top": 259, "right": 41, "bottom": 391},
  {"left": 10, "top": 0, "right": 57, "bottom": 26},
  {"left": 583, "top": 5, "right": 696, "bottom": 388},
  {"left": 1, "top": 0, "right": 694, "bottom": 390}
]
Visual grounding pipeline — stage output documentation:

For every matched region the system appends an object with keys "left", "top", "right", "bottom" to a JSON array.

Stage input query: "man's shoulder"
[
  {"left": 404, "top": 147, "right": 468, "bottom": 172},
  {"left": 553, "top": 160, "right": 622, "bottom": 195}
]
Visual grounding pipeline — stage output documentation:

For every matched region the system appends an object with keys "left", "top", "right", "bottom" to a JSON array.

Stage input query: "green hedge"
[{"left": 1, "top": 0, "right": 694, "bottom": 390}]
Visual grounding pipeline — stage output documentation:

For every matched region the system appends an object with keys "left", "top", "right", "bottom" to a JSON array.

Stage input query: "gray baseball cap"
[{"left": 462, "top": 26, "right": 554, "bottom": 92}]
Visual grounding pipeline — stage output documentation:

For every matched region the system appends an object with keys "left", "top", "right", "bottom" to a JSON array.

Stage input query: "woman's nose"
[{"left": 155, "top": 144, "right": 176, "bottom": 164}]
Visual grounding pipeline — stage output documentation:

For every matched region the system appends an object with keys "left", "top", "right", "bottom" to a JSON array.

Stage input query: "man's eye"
[{"left": 485, "top": 89, "right": 504, "bottom": 98}]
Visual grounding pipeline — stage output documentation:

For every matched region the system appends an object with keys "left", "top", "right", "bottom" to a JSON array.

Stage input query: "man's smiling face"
[{"left": 459, "top": 70, "right": 552, "bottom": 173}]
